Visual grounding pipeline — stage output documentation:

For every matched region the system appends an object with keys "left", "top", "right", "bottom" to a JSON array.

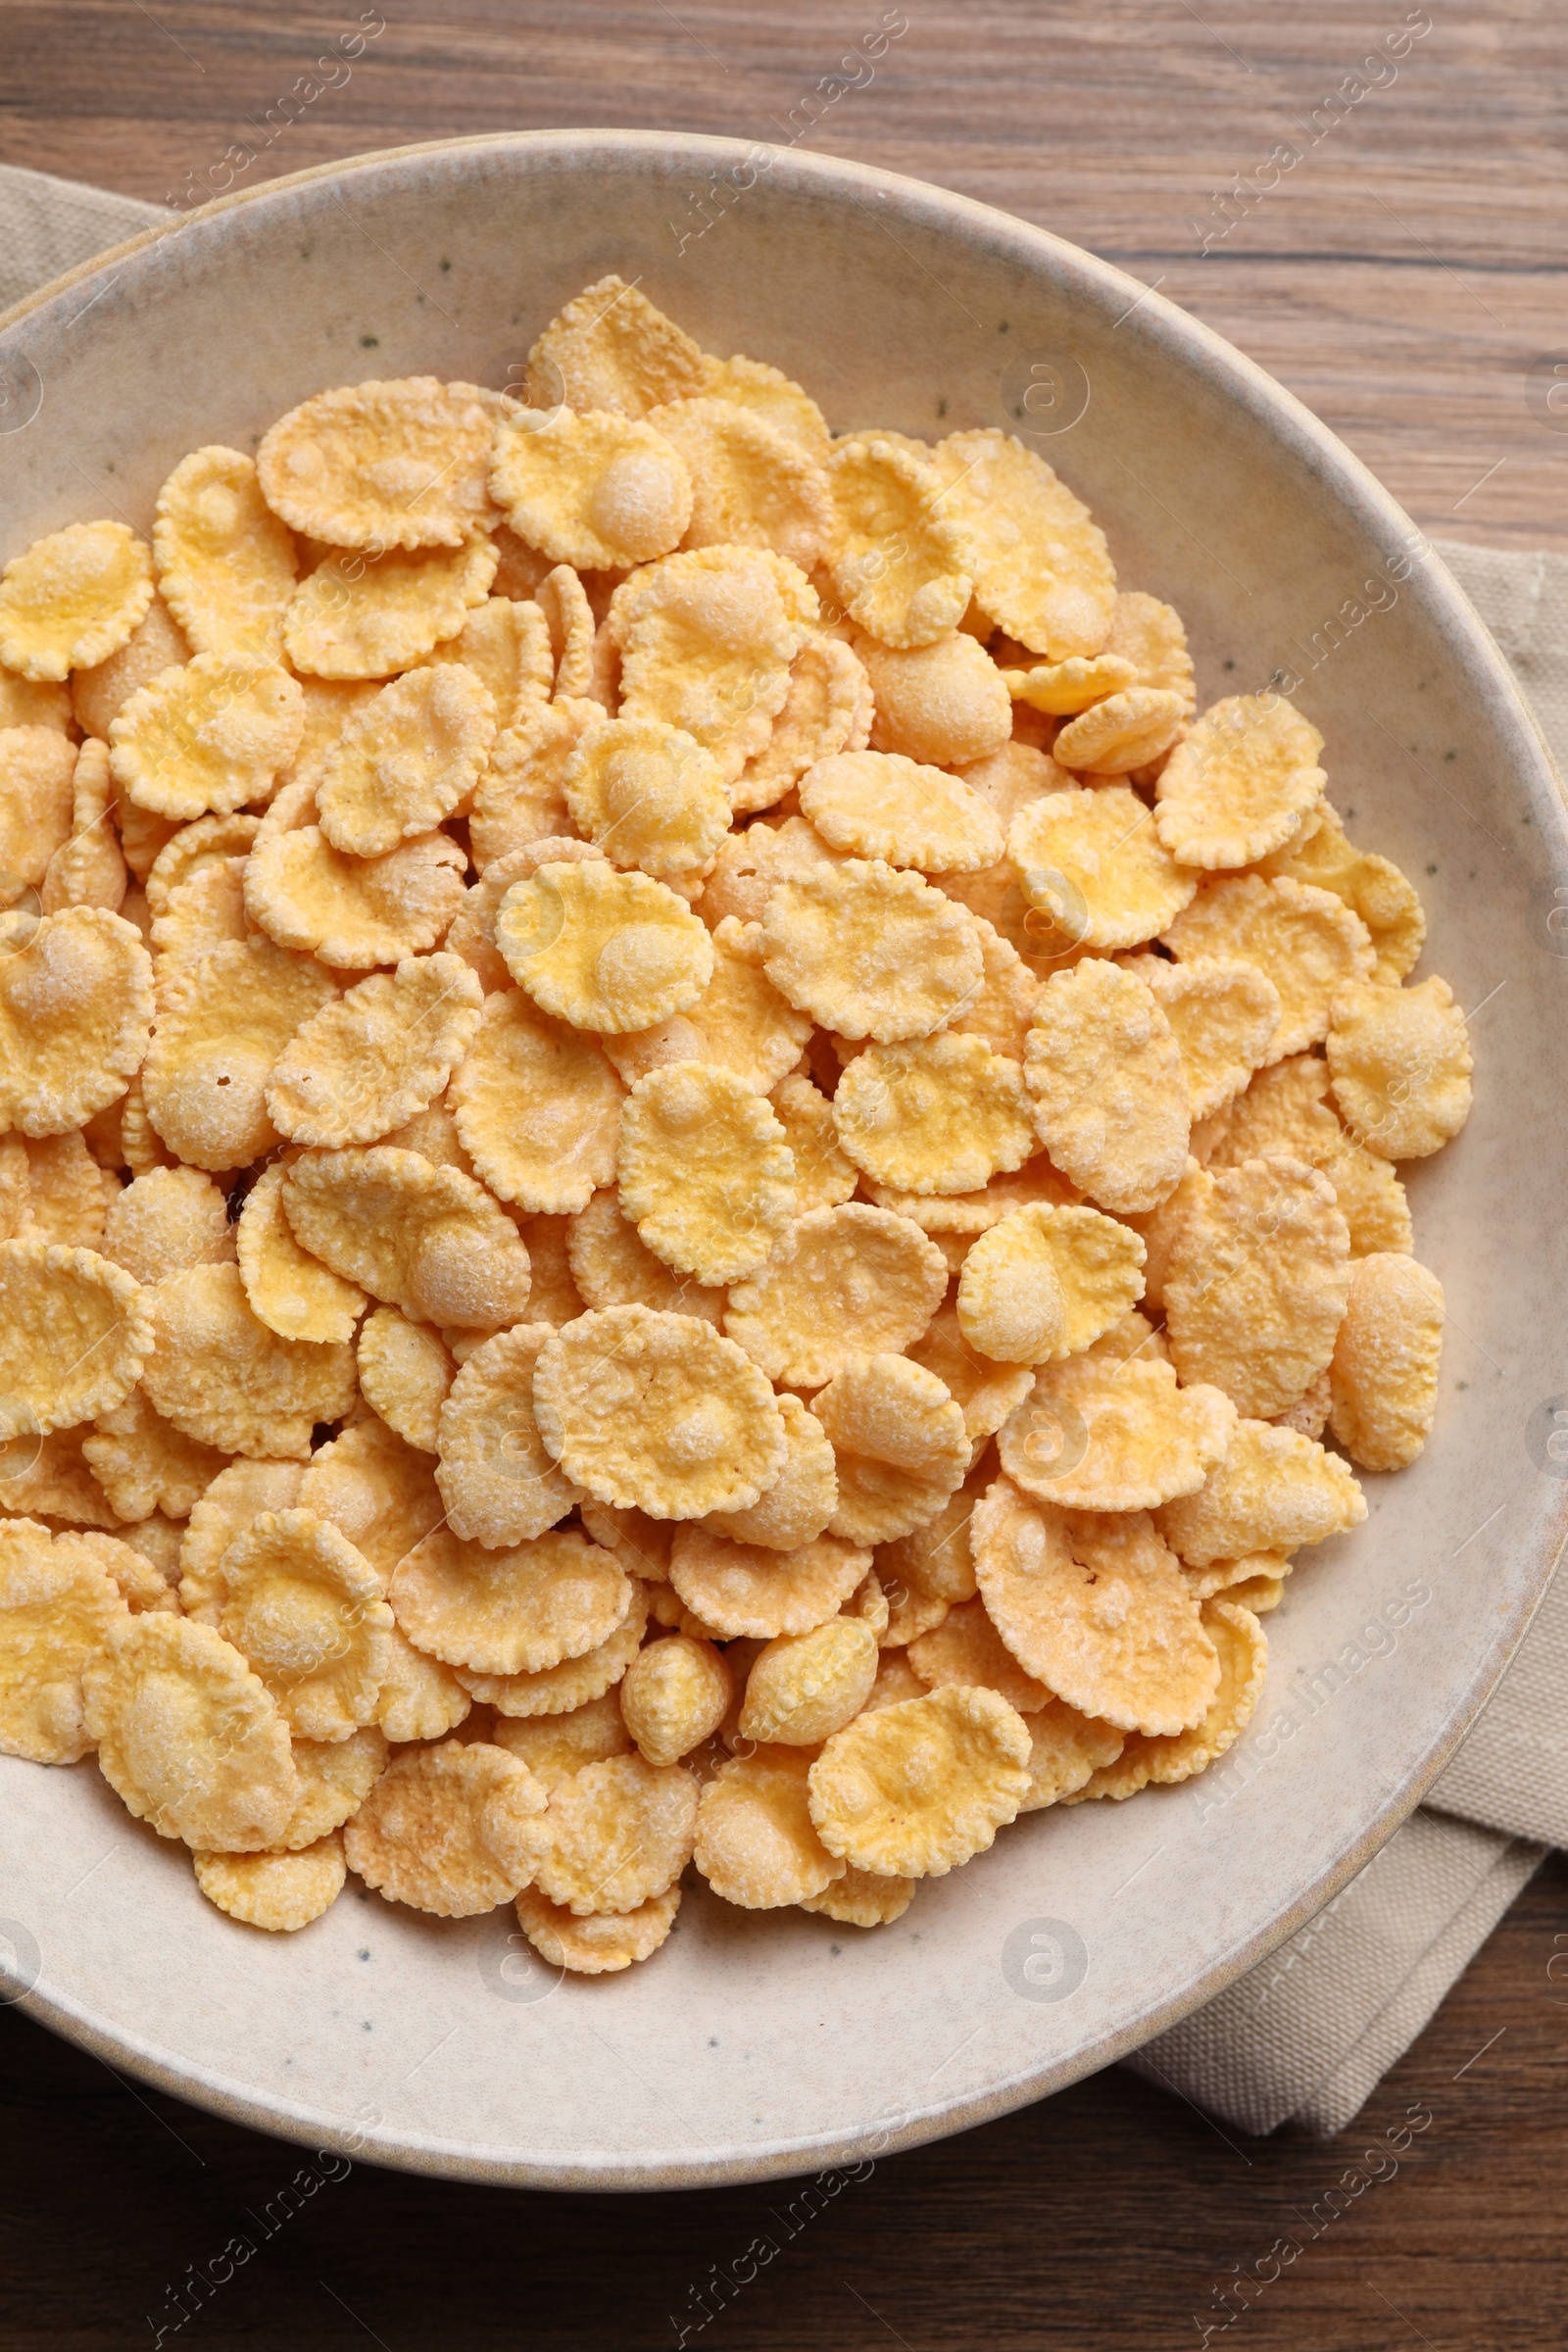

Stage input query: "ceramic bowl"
[{"left": 1, "top": 131, "right": 1564, "bottom": 2191}]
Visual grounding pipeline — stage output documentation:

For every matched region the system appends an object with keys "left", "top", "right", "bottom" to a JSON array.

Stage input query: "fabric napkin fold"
[{"left": 0, "top": 161, "right": 1560, "bottom": 2141}]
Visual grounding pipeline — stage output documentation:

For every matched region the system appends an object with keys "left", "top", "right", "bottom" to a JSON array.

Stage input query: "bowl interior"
[{"left": 2, "top": 131, "right": 1565, "bottom": 2190}]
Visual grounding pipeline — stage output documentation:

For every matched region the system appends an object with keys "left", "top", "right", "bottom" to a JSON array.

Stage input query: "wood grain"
[{"left": 1, "top": 4, "right": 1565, "bottom": 2342}]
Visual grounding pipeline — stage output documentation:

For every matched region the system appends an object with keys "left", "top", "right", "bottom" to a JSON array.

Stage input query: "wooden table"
[{"left": 2, "top": 4, "right": 1565, "bottom": 2343}]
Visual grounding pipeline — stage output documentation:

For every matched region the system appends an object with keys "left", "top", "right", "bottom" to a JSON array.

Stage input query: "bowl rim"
[{"left": 3, "top": 125, "right": 1566, "bottom": 2193}]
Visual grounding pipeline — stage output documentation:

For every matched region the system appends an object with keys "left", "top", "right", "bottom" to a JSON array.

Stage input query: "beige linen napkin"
[{"left": 0, "top": 163, "right": 1559, "bottom": 2141}]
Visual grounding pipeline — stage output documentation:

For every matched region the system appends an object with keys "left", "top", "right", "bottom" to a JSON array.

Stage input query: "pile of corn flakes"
[{"left": 0, "top": 277, "right": 1469, "bottom": 1969}]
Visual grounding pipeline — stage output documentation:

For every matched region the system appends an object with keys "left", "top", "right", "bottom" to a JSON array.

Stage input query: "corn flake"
[
  {"left": 141, "top": 1260, "right": 355, "bottom": 1458},
  {"left": 534, "top": 566, "right": 597, "bottom": 700},
  {"left": 0, "top": 906, "right": 155, "bottom": 1139},
  {"left": 906, "top": 1592, "right": 1054, "bottom": 1713},
  {"left": 1154, "top": 693, "right": 1325, "bottom": 867},
  {"left": 1164, "top": 875, "right": 1374, "bottom": 1058},
  {"left": 931, "top": 430, "right": 1114, "bottom": 659},
  {"left": 824, "top": 437, "right": 973, "bottom": 648},
  {"left": 860, "top": 635, "right": 1012, "bottom": 773},
  {"left": 970, "top": 1478, "right": 1217, "bottom": 1733},
  {"left": 284, "top": 533, "right": 498, "bottom": 680},
  {"left": 108, "top": 652, "right": 303, "bottom": 824},
  {"left": 343, "top": 1737, "right": 548, "bottom": 1916},
  {"left": 194, "top": 1835, "right": 345, "bottom": 1933},
  {"left": 370, "top": 1624, "right": 471, "bottom": 1741},
  {"left": 1008, "top": 785, "right": 1196, "bottom": 952},
  {"left": 315, "top": 665, "right": 497, "bottom": 858},
  {"left": 492, "top": 406, "right": 693, "bottom": 570},
  {"left": 619, "top": 1635, "right": 732, "bottom": 1765},
  {"left": 1165, "top": 1154, "right": 1348, "bottom": 1418},
  {"left": 281, "top": 1146, "right": 532, "bottom": 1329},
  {"left": 1003, "top": 654, "right": 1138, "bottom": 717},
  {"left": 467, "top": 698, "right": 591, "bottom": 869},
  {"left": 38, "top": 735, "right": 127, "bottom": 916},
  {"left": 85, "top": 1610, "right": 299, "bottom": 1849},
  {"left": 267, "top": 954, "right": 482, "bottom": 1152},
  {"left": 832, "top": 1033, "right": 1033, "bottom": 1199},
  {"left": 0, "top": 1237, "right": 151, "bottom": 1438},
  {"left": 1053, "top": 688, "right": 1189, "bottom": 776},
  {"left": 611, "top": 545, "right": 806, "bottom": 782},
  {"left": 1326, "top": 975, "right": 1473, "bottom": 1159},
  {"left": 704, "top": 1391, "right": 837, "bottom": 1551},
  {"left": 15, "top": 1130, "right": 106, "bottom": 1249},
  {"left": 733, "top": 635, "right": 870, "bottom": 814},
  {"left": 739, "top": 1619, "right": 878, "bottom": 1747},
  {"left": 696, "top": 1744, "right": 846, "bottom": 1907},
  {"left": 143, "top": 937, "right": 336, "bottom": 1172},
  {"left": 1329, "top": 1250, "right": 1444, "bottom": 1472},
  {"left": 0, "top": 725, "right": 75, "bottom": 894},
  {"left": 808, "top": 1684, "right": 1030, "bottom": 1879},
  {"left": 1157, "top": 1416, "right": 1366, "bottom": 1566},
  {"left": 999, "top": 1352, "right": 1235, "bottom": 1512},
  {"left": 497, "top": 858, "right": 713, "bottom": 1034},
  {"left": 762, "top": 858, "right": 984, "bottom": 1043},
  {"left": 216, "top": 1506, "right": 390, "bottom": 1740},
  {"left": 800, "top": 748, "right": 1003, "bottom": 877},
  {"left": 1023, "top": 960, "right": 1189, "bottom": 1213},
  {"left": 530, "top": 1748, "right": 698, "bottom": 1915},
  {"left": 564, "top": 716, "right": 731, "bottom": 881},
  {"left": 0, "top": 1518, "right": 128, "bottom": 1761},
  {"left": 81, "top": 1386, "right": 225, "bottom": 1522},
  {"left": 0, "top": 521, "right": 154, "bottom": 681},
  {"left": 534, "top": 1304, "right": 785, "bottom": 1518},
  {"left": 526, "top": 275, "right": 710, "bottom": 417},
  {"left": 433, "top": 1324, "right": 584, "bottom": 1545},
  {"left": 957, "top": 1202, "right": 1145, "bottom": 1365},
  {"left": 458, "top": 1582, "right": 651, "bottom": 1717},
  {"left": 813, "top": 1353, "right": 969, "bottom": 1545},
  {"left": 357, "top": 1307, "right": 453, "bottom": 1454},
  {"left": 669, "top": 1526, "right": 869, "bottom": 1641},
  {"left": 235, "top": 1159, "right": 367, "bottom": 1345},
  {"left": 450, "top": 990, "right": 623, "bottom": 1214},
  {"left": 258, "top": 377, "right": 507, "bottom": 551},
  {"left": 154, "top": 446, "right": 298, "bottom": 662},
  {"left": 618, "top": 1060, "right": 795, "bottom": 1287},
  {"left": 391, "top": 1523, "right": 625, "bottom": 1680},
  {"left": 1323, "top": 1136, "right": 1412, "bottom": 1258},
  {"left": 724, "top": 1203, "right": 948, "bottom": 1388},
  {"left": 514, "top": 1881, "right": 680, "bottom": 1972}
]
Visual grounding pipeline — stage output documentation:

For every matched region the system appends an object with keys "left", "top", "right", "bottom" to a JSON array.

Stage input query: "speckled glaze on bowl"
[{"left": 1, "top": 131, "right": 1565, "bottom": 2193}]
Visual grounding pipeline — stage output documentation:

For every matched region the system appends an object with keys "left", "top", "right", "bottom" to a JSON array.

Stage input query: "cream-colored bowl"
[{"left": 1, "top": 131, "right": 1564, "bottom": 2190}]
